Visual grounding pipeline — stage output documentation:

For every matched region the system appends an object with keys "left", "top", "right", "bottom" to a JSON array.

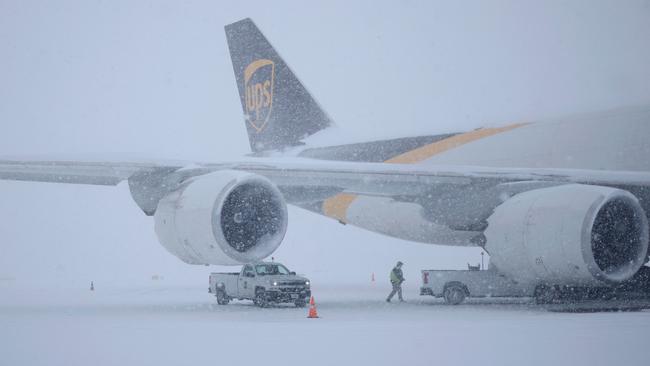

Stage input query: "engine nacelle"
[
  {"left": 485, "top": 184, "right": 649, "bottom": 286},
  {"left": 154, "top": 170, "right": 288, "bottom": 265}
]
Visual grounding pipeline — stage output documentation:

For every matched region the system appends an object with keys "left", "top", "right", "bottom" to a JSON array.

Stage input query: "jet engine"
[
  {"left": 154, "top": 170, "right": 288, "bottom": 265},
  {"left": 485, "top": 184, "right": 648, "bottom": 286}
]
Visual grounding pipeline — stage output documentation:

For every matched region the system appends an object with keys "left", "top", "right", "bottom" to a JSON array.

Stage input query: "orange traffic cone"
[{"left": 307, "top": 296, "right": 319, "bottom": 318}]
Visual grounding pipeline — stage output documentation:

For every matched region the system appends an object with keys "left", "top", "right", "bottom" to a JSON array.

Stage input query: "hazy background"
[{"left": 1, "top": 0, "right": 649, "bottom": 289}]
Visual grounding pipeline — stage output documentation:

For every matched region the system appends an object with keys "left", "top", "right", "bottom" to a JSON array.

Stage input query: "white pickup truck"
[
  {"left": 209, "top": 262, "right": 311, "bottom": 307},
  {"left": 421, "top": 266, "right": 650, "bottom": 306},
  {"left": 419, "top": 267, "right": 533, "bottom": 305}
]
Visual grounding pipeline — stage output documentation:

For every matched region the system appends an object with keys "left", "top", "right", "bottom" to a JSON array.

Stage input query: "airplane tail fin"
[{"left": 225, "top": 18, "right": 333, "bottom": 153}]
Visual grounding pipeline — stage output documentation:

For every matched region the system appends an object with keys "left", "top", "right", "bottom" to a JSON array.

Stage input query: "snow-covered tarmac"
[{"left": 1, "top": 283, "right": 649, "bottom": 366}]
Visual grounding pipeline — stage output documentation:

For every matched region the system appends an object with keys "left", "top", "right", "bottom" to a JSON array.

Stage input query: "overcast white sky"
[
  {"left": 2, "top": 0, "right": 649, "bottom": 159},
  {"left": 0, "top": 0, "right": 649, "bottom": 285}
]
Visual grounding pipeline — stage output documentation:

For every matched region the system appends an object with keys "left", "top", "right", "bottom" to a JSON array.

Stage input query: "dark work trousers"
[{"left": 387, "top": 282, "right": 403, "bottom": 301}]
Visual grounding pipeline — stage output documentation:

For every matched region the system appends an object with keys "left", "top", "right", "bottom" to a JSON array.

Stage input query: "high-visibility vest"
[{"left": 390, "top": 268, "right": 400, "bottom": 283}]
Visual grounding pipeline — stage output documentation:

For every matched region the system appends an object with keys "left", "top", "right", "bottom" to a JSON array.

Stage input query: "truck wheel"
[
  {"left": 443, "top": 285, "right": 467, "bottom": 305},
  {"left": 294, "top": 298, "right": 307, "bottom": 308},
  {"left": 254, "top": 290, "right": 268, "bottom": 308},
  {"left": 534, "top": 285, "right": 558, "bottom": 304},
  {"left": 216, "top": 290, "right": 229, "bottom": 305}
]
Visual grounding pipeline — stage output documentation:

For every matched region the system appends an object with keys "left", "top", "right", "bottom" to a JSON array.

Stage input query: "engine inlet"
[
  {"left": 591, "top": 197, "right": 647, "bottom": 277},
  {"left": 220, "top": 183, "right": 285, "bottom": 253}
]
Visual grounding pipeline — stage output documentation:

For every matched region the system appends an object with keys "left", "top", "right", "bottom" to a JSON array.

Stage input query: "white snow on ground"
[{"left": 1, "top": 283, "right": 649, "bottom": 366}]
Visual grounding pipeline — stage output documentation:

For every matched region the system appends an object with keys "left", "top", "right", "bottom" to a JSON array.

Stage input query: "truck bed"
[{"left": 209, "top": 273, "right": 239, "bottom": 295}]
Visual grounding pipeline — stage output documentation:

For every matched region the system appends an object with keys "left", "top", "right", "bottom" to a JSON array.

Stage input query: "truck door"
[{"left": 239, "top": 265, "right": 256, "bottom": 298}]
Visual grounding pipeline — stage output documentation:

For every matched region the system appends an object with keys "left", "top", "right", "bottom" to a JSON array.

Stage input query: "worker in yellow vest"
[{"left": 386, "top": 261, "right": 405, "bottom": 302}]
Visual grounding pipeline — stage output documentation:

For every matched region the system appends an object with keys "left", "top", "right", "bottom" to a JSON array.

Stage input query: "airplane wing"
[
  {"left": 0, "top": 160, "right": 166, "bottom": 185},
  {"left": 222, "top": 159, "right": 650, "bottom": 193},
  {"left": 1, "top": 157, "right": 648, "bottom": 208},
  {"left": 3, "top": 158, "right": 650, "bottom": 188},
  {"left": 2, "top": 156, "right": 650, "bottom": 188}
]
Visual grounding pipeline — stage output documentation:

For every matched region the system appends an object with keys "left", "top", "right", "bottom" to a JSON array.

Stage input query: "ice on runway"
[{"left": 1, "top": 283, "right": 649, "bottom": 366}]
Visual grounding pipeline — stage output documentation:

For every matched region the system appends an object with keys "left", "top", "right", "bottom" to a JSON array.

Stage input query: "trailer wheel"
[
  {"left": 443, "top": 284, "right": 467, "bottom": 305},
  {"left": 216, "top": 289, "right": 229, "bottom": 305}
]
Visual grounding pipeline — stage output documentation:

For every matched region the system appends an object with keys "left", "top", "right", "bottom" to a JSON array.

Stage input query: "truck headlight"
[{"left": 305, "top": 281, "right": 310, "bottom": 286}]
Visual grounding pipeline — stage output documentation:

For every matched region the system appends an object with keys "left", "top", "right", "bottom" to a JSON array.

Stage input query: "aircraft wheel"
[{"left": 534, "top": 284, "right": 559, "bottom": 304}]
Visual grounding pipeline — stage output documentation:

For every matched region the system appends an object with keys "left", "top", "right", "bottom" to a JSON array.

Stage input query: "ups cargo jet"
[{"left": 1, "top": 19, "right": 649, "bottom": 293}]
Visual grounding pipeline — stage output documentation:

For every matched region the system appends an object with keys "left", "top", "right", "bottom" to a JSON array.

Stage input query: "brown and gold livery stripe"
[{"left": 322, "top": 123, "right": 527, "bottom": 222}]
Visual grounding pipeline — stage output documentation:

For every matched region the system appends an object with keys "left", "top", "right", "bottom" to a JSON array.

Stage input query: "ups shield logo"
[{"left": 244, "top": 59, "right": 275, "bottom": 132}]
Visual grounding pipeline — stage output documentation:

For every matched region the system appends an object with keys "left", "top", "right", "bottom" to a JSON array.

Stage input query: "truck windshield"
[{"left": 255, "top": 264, "right": 290, "bottom": 276}]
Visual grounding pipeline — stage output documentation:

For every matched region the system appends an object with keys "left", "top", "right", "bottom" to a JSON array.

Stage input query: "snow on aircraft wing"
[
  {"left": 1, "top": 157, "right": 648, "bottom": 203},
  {"left": 215, "top": 159, "right": 650, "bottom": 192},
  {"left": 0, "top": 159, "right": 165, "bottom": 186}
]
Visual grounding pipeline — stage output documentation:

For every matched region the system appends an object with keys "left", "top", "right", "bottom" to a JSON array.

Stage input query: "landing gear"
[{"left": 534, "top": 284, "right": 559, "bottom": 304}]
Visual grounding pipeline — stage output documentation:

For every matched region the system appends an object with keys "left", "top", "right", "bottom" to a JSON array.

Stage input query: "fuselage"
[{"left": 295, "top": 106, "right": 650, "bottom": 245}]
